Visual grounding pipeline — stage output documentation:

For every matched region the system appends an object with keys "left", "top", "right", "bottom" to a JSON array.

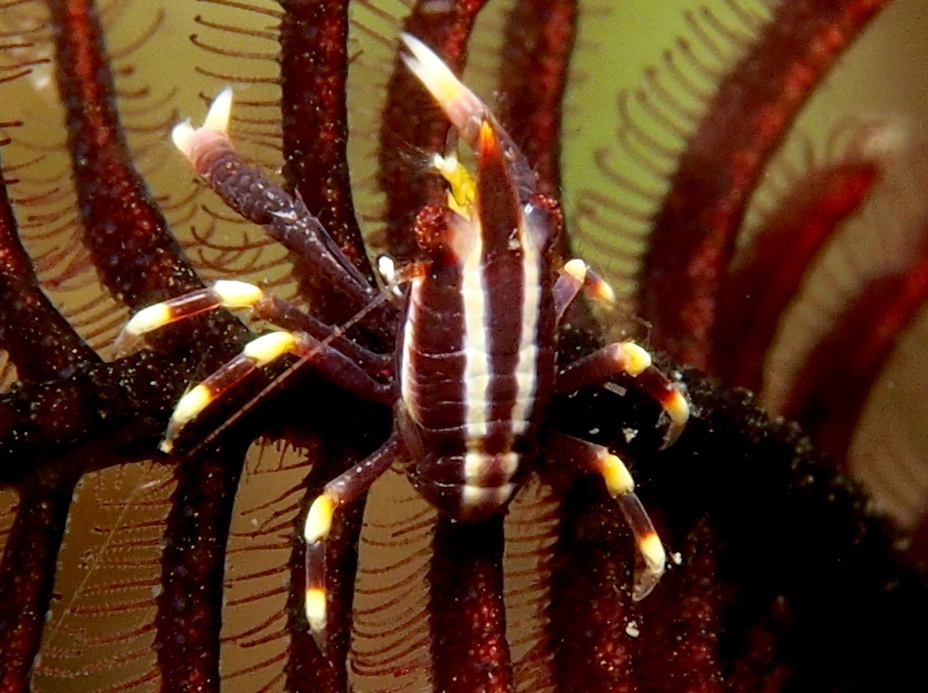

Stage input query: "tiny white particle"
[
  {"left": 623, "top": 427, "right": 638, "bottom": 443},
  {"left": 270, "top": 209, "right": 297, "bottom": 221},
  {"left": 603, "top": 382, "right": 627, "bottom": 397},
  {"left": 625, "top": 621, "right": 640, "bottom": 638},
  {"left": 589, "top": 427, "right": 600, "bottom": 435},
  {"left": 671, "top": 552, "right": 683, "bottom": 566}
]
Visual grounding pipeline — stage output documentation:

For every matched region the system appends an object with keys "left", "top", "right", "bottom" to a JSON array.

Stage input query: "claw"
[
  {"left": 615, "top": 493, "right": 667, "bottom": 600},
  {"left": 303, "top": 493, "right": 337, "bottom": 653},
  {"left": 659, "top": 384, "right": 689, "bottom": 449},
  {"left": 171, "top": 87, "right": 234, "bottom": 166},
  {"left": 400, "top": 33, "right": 487, "bottom": 146},
  {"left": 304, "top": 541, "right": 328, "bottom": 654}
]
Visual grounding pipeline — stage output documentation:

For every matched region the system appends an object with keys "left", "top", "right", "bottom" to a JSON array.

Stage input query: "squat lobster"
[{"left": 121, "top": 33, "right": 689, "bottom": 653}]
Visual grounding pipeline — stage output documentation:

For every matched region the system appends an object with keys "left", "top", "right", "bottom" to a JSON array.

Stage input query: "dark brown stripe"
[{"left": 478, "top": 127, "right": 527, "bottom": 434}]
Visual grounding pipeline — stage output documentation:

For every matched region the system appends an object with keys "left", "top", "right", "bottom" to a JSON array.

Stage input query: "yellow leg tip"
[
  {"left": 591, "top": 277, "right": 616, "bottom": 306},
  {"left": 125, "top": 303, "right": 173, "bottom": 337},
  {"left": 305, "top": 587, "right": 327, "bottom": 635},
  {"left": 562, "top": 258, "right": 588, "bottom": 284},
  {"left": 665, "top": 387, "right": 689, "bottom": 426},
  {"left": 213, "top": 279, "right": 264, "bottom": 308},
  {"left": 620, "top": 343, "right": 652, "bottom": 377},
  {"left": 633, "top": 532, "right": 666, "bottom": 601},
  {"left": 639, "top": 532, "right": 666, "bottom": 572},
  {"left": 171, "top": 384, "right": 214, "bottom": 428},
  {"left": 304, "top": 495, "right": 336, "bottom": 544},
  {"left": 242, "top": 331, "right": 299, "bottom": 367},
  {"left": 660, "top": 386, "right": 690, "bottom": 449},
  {"left": 602, "top": 453, "right": 635, "bottom": 497}
]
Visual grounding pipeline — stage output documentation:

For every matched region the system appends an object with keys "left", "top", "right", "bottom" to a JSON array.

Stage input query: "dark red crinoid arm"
[
  {"left": 637, "top": 0, "right": 890, "bottom": 369},
  {"left": 713, "top": 157, "right": 880, "bottom": 392}
]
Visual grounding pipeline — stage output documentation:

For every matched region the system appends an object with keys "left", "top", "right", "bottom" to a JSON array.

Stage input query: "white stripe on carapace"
[
  {"left": 464, "top": 451, "right": 519, "bottom": 485},
  {"left": 461, "top": 221, "right": 489, "bottom": 439},
  {"left": 400, "top": 277, "right": 422, "bottom": 419},
  {"left": 462, "top": 482, "right": 516, "bottom": 511},
  {"left": 457, "top": 209, "right": 544, "bottom": 507},
  {"left": 509, "top": 209, "right": 543, "bottom": 435}
]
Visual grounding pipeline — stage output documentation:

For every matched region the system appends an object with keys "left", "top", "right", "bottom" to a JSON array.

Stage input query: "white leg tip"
[
  {"left": 124, "top": 303, "right": 173, "bottom": 337},
  {"left": 204, "top": 87, "right": 234, "bottom": 135},
  {"left": 171, "top": 121, "right": 197, "bottom": 158}
]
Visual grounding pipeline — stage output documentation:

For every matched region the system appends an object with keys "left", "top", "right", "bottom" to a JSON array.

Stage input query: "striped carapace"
[{"left": 121, "top": 33, "right": 689, "bottom": 652}]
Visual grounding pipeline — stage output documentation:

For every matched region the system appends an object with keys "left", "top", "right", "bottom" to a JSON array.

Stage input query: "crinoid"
[{"left": 0, "top": 1, "right": 927, "bottom": 693}]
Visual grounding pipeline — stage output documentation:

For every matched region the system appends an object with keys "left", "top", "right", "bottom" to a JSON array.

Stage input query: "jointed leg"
[
  {"left": 172, "top": 87, "right": 379, "bottom": 310},
  {"left": 555, "top": 342, "right": 689, "bottom": 448},
  {"left": 553, "top": 258, "right": 615, "bottom": 322},
  {"left": 162, "top": 328, "right": 394, "bottom": 452},
  {"left": 542, "top": 431, "right": 666, "bottom": 600},
  {"left": 120, "top": 279, "right": 392, "bottom": 376},
  {"left": 552, "top": 254, "right": 688, "bottom": 448},
  {"left": 303, "top": 431, "right": 404, "bottom": 652},
  {"left": 120, "top": 280, "right": 263, "bottom": 343}
]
